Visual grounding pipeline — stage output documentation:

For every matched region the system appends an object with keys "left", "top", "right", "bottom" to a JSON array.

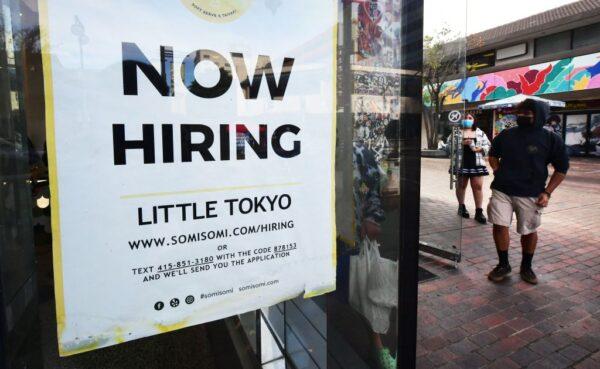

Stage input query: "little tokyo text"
[{"left": 137, "top": 194, "right": 292, "bottom": 225}]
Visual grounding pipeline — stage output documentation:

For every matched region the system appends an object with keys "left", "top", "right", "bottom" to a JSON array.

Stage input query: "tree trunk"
[{"left": 423, "top": 108, "right": 437, "bottom": 149}]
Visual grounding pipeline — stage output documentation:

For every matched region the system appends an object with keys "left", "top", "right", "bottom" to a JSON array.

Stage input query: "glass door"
[{"left": 419, "top": 0, "right": 467, "bottom": 267}]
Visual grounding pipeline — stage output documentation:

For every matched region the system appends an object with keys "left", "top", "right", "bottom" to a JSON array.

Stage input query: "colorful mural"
[{"left": 439, "top": 52, "right": 600, "bottom": 105}]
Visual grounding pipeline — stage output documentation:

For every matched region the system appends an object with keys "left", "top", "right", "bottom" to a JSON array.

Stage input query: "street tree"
[{"left": 423, "top": 27, "right": 463, "bottom": 149}]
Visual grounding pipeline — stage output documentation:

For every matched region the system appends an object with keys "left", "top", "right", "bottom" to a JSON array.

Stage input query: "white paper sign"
[{"left": 40, "top": 0, "right": 336, "bottom": 355}]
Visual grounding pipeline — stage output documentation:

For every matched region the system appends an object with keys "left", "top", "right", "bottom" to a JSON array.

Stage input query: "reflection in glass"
[
  {"left": 181, "top": 49, "right": 233, "bottom": 98},
  {"left": 328, "top": 1, "right": 402, "bottom": 369}
]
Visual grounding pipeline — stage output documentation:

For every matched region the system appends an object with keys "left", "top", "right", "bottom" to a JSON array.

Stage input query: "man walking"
[{"left": 487, "top": 99, "right": 569, "bottom": 284}]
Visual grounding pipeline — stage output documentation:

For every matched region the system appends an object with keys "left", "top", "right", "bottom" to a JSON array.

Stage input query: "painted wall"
[{"left": 440, "top": 52, "right": 600, "bottom": 104}]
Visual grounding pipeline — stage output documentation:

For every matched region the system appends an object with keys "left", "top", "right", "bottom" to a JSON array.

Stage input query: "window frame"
[
  {"left": 534, "top": 30, "right": 573, "bottom": 57},
  {"left": 466, "top": 50, "right": 496, "bottom": 72}
]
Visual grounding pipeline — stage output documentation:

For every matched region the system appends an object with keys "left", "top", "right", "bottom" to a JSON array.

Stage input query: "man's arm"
[
  {"left": 545, "top": 171, "right": 566, "bottom": 194},
  {"left": 537, "top": 133, "right": 570, "bottom": 207},
  {"left": 488, "top": 132, "right": 503, "bottom": 171},
  {"left": 489, "top": 156, "right": 500, "bottom": 172},
  {"left": 536, "top": 171, "right": 566, "bottom": 207}
]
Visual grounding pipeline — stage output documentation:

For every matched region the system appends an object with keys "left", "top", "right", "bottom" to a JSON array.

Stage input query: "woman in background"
[{"left": 450, "top": 114, "right": 491, "bottom": 224}]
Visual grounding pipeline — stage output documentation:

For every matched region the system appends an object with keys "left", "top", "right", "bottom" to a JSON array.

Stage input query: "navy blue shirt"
[{"left": 489, "top": 101, "right": 569, "bottom": 197}]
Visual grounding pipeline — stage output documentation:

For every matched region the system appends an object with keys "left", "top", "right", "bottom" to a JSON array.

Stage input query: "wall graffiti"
[{"left": 439, "top": 52, "right": 600, "bottom": 104}]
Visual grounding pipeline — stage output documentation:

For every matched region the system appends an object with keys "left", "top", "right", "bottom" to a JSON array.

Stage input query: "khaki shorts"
[{"left": 487, "top": 190, "right": 543, "bottom": 235}]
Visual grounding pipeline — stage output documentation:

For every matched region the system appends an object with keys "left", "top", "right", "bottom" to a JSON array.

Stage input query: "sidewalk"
[{"left": 417, "top": 157, "right": 600, "bottom": 369}]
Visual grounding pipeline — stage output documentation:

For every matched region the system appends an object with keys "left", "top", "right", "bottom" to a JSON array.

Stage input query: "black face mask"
[{"left": 517, "top": 115, "right": 534, "bottom": 127}]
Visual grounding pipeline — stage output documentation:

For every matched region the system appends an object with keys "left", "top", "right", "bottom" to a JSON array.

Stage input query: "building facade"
[{"left": 442, "top": 0, "right": 600, "bottom": 157}]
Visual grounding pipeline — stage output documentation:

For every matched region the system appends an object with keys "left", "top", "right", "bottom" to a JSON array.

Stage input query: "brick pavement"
[{"left": 417, "top": 157, "right": 600, "bottom": 369}]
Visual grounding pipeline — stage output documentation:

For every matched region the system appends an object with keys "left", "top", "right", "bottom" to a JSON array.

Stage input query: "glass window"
[
  {"left": 573, "top": 22, "right": 600, "bottom": 49},
  {"left": 535, "top": 31, "right": 572, "bottom": 57},
  {"left": 2, "top": 0, "right": 423, "bottom": 367},
  {"left": 496, "top": 43, "right": 527, "bottom": 60},
  {"left": 466, "top": 50, "right": 495, "bottom": 72},
  {"left": 588, "top": 113, "right": 600, "bottom": 156},
  {"left": 565, "top": 114, "right": 588, "bottom": 157},
  {"left": 0, "top": 1, "right": 472, "bottom": 369},
  {"left": 2, "top": 0, "right": 343, "bottom": 367}
]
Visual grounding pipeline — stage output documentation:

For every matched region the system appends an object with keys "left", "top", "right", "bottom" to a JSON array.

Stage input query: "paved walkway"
[{"left": 417, "top": 158, "right": 600, "bottom": 369}]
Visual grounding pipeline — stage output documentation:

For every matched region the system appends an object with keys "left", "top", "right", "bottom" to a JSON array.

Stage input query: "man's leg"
[
  {"left": 521, "top": 232, "right": 537, "bottom": 255},
  {"left": 519, "top": 232, "right": 538, "bottom": 284},
  {"left": 488, "top": 225, "right": 512, "bottom": 281},
  {"left": 493, "top": 225, "right": 510, "bottom": 253},
  {"left": 515, "top": 198, "right": 543, "bottom": 285},
  {"left": 487, "top": 190, "right": 514, "bottom": 282}
]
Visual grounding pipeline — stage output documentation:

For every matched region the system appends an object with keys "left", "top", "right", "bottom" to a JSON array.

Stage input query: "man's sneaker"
[
  {"left": 474, "top": 209, "right": 487, "bottom": 224},
  {"left": 458, "top": 204, "right": 470, "bottom": 218},
  {"left": 520, "top": 268, "right": 538, "bottom": 285},
  {"left": 487, "top": 264, "right": 512, "bottom": 282}
]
